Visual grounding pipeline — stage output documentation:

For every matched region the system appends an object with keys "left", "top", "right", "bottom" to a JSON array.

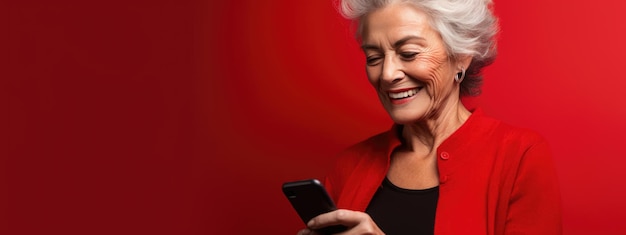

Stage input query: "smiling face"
[{"left": 361, "top": 3, "right": 468, "bottom": 124}]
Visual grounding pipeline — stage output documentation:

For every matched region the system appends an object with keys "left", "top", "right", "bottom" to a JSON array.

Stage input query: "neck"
[{"left": 401, "top": 100, "right": 471, "bottom": 155}]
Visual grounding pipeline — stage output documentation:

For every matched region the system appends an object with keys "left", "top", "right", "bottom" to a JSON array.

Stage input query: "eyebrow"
[{"left": 361, "top": 35, "right": 425, "bottom": 50}]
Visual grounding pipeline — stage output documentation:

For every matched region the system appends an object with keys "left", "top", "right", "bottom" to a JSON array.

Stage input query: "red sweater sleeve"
[{"left": 504, "top": 138, "right": 562, "bottom": 234}]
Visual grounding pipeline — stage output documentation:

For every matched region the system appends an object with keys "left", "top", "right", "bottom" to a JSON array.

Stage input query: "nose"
[{"left": 381, "top": 55, "right": 404, "bottom": 83}]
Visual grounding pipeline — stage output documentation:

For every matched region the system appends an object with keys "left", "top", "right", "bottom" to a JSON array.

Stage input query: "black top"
[{"left": 365, "top": 177, "right": 439, "bottom": 235}]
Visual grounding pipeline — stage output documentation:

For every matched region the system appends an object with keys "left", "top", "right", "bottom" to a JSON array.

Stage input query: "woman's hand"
[{"left": 297, "top": 209, "right": 385, "bottom": 235}]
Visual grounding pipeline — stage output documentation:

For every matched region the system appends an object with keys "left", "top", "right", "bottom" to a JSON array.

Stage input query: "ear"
[
  {"left": 456, "top": 55, "right": 472, "bottom": 72},
  {"left": 454, "top": 55, "right": 472, "bottom": 72}
]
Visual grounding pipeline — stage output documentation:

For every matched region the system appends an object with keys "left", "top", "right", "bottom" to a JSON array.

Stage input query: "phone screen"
[{"left": 282, "top": 179, "right": 348, "bottom": 234}]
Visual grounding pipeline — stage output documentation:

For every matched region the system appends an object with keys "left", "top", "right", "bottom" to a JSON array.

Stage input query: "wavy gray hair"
[{"left": 338, "top": 0, "right": 499, "bottom": 96}]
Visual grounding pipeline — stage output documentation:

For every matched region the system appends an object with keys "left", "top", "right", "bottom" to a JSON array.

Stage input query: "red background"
[{"left": 6, "top": 0, "right": 626, "bottom": 234}]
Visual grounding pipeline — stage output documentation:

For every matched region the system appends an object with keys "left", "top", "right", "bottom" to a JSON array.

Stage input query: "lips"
[{"left": 388, "top": 88, "right": 420, "bottom": 99}]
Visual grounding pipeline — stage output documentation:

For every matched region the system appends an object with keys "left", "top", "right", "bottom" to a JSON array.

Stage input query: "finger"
[
  {"left": 298, "top": 228, "right": 311, "bottom": 235},
  {"left": 334, "top": 215, "right": 382, "bottom": 235},
  {"left": 308, "top": 209, "right": 366, "bottom": 229},
  {"left": 298, "top": 228, "right": 322, "bottom": 235}
]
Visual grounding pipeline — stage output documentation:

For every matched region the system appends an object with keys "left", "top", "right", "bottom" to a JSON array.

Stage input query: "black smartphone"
[{"left": 282, "top": 179, "right": 348, "bottom": 235}]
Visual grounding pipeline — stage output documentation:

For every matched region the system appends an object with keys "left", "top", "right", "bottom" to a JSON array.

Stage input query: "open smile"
[{"left": 388, "top": 87, "right": 421, "bottom": 100}]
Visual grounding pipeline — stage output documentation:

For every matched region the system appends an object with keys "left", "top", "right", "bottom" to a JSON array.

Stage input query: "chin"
[{"left": 387, "top": 109, "right": 427, "bottom": 125}]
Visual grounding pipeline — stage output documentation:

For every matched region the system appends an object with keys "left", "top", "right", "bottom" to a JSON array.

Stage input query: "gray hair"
[{"left": 338, "top": 0, "right": 499, "bottom": 96}]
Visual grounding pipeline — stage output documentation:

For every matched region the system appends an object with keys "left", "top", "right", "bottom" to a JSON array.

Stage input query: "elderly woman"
[{"left": 298, "top": 0, "right": 561, "bottom": 234}]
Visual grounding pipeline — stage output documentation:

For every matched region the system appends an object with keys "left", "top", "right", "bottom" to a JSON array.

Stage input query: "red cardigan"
[{"left": 324, "top": 109, "right": 562, "bottom": 235}]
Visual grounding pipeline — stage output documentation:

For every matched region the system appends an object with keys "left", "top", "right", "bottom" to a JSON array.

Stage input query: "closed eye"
[
  {"left": 366, "top": 56, "right": 382, "bottom": 66},
  {"left": 400, "top": 52, "right": 418, "bottom": 60}
]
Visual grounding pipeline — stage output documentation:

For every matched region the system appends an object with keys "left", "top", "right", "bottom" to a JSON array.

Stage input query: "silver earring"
[{"left": 454, "top": 68, "right": 466, "bottom": 83}]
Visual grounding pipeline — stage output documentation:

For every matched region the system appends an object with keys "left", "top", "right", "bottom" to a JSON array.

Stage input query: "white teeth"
[{"left": 389, "top": 88, "right": 418, "bottom": 99}]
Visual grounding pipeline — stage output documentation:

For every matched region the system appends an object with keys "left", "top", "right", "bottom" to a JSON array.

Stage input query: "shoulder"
[
  {"left": 341, "top": 130, "right": 392, "bottom": 158},
  {"left": 323, "top": 128, "right": 396, "bottom": 199},
  {"left": 469, "top": 112, "right": 554, "bottom": 180},
  {"left": 452, "top": 110, "right": 552, "bottom": 171},
  {"left": 469, "top": 111, "right": 547, "bottom": 150},
  {"left": 332, "top": 129, "right": 394, "bottom": 171}
]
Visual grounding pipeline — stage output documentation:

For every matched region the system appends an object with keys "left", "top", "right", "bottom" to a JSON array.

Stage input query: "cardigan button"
[{"left": 440, "top": 151, "right": 450, "bottom": 160}]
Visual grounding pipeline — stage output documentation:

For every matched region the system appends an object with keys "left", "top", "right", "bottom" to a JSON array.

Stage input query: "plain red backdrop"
[{"left": 6, "top": 0, "right": 626, "bottom": 234}]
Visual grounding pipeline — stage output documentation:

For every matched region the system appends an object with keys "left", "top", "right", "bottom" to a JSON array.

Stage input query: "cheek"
[
  {"left": 414, "top": 56, "right": 451, "bottom": 94},
  {"left": 425, "top": 72, "right": 452, "bottom": 99},
  {"left": 365, "top": 67, "right": 380, "bottom": 86},
  {"left": 413, "top": 64, "right": 442, "bottom": 94}
]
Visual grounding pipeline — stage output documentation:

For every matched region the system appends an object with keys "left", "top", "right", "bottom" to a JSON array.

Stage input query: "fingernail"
[{"left": 307, "top": 219, "right": 315, "bottom": 227}]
